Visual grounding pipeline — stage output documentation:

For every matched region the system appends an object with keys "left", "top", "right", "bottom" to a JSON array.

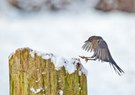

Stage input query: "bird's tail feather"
[{"left": 110, "top": 59, "right": 124, "bottom": 76}]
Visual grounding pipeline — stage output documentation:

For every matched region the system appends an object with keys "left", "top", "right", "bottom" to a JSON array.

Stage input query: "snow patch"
[
  {"left": 30, "top": 50, "right": 35, "bottom": 58},
  {"left": 8, "top": 51, "right": 15, "bottom": 59},
  {"left": 35, "top": 78, "right": 41, "bottom": 83},
  {"left": 79, "top": 64, "right": 88, "bottom": 76},
  {"left": 78, "top": 71, "right": 82, "bottom": 76},
  {"left": 53, "top": 56, "right": 65, "bottom": 70},
  {"left": 59, "top": 90, "right": 63, "bottom": 95},
  {"left": 9, "top": 48, "right": 87, "bottom": 75},
  {"left": 29, "top": 49, "right": 87, "bottom": 75},
  {"left": 52, "top": 56, "right": 77, "bottom": 74},
  {"left": 30, "top": 87, "right": 43, "bottom": 94},
  {"left": 29, "top": 49, "right": 53, "bottom": 60}
]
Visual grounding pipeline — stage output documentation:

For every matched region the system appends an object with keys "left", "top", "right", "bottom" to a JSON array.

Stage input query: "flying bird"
[{"left": 80, "top": 36, "right": 124, "bottom": 75}]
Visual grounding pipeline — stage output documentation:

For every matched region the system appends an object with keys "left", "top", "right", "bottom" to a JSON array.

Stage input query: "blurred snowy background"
[{"left": 0, "top": 0, "right": 135, "bottom": 95}]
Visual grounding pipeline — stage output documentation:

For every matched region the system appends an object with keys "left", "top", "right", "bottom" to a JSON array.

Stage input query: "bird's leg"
[
  {"left": 79, "top": 56, "right": 95, "bottom": 60},
  {"left": 79, "top": 55, "right": 96, "bottom": 62},
  {"left": 90, "top": 55, "right": 95, "bottom": 58}
]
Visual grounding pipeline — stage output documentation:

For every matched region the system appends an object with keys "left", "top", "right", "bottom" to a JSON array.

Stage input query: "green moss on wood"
[{"left": 9, "top": 48, "right": 87, "bottom": 95}]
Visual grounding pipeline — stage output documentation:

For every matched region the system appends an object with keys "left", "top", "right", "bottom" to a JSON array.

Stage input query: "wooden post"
[{"left": 9, "top": 48, "right": 87, "bottom": 95}]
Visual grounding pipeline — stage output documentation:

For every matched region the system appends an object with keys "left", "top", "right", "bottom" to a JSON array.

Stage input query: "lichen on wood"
[{"left": 9, "top": 48, "right": 87, "bottom": 95}]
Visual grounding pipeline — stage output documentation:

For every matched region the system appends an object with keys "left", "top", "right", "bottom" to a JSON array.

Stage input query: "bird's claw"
[
  {"left": 85, "top": 58, "right": 89, "bottom": 62},
  {"left": 79, "top": 56, "right": 85, "bottom": 59},
  {"left": 79, "top": 55, "right": 96, "bottom": 62},
  {"left": 79, "top": 55, "right": 89, "bottom": 62}
]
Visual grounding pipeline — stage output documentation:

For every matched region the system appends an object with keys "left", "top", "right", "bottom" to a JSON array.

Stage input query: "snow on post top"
[
  {"left": 30, "top": 49, "right": 87, "bottom": 75},
  {"left": 9, "top": 48, "right": 87, "bottom": 75}
]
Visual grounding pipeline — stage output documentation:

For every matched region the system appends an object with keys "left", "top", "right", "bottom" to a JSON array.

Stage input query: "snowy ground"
[{"left": 0, "top": 0, "right": 135, "bottom": 95}]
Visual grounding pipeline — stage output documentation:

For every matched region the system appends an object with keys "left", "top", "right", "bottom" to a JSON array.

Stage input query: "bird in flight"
[{"left": 79, "top": 36, "right": 124, "bottom": 75}]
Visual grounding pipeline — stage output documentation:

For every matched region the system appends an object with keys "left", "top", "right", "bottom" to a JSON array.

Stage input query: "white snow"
[
  {"left": 30, "top": 50, "right": 35, "bottom": 58},
  {"left": 53, "top": 56, "right": 66, "bottom": 70},
  {"left": 29, "top": 49, "right": 87, "bottom": 74},
  {"left": 63, "top": 59, "right": 77, "bottom": 74},
  {"left": 30, "top": 87, "right": 43, "bottom": 94},
  {"left": 35, "top": 78, "right": 41, "bottom": 83},
  {"left": 42, "top": 54, "right": 51, "bottom": 59},
  {"left": 52, "top": 57, "right": 79, "bottom": 74},
  {"left": 79, "top": 70, "right": 82, "bottom": 76},
  {"left": 59, "top": 90, "right": 63, "bottom": 95},
  {"left": 8, "top": 51, "right": 15, "bottom": 59},
  {"left": 0, "top": 0, "right": 135, "bottom": 95}
]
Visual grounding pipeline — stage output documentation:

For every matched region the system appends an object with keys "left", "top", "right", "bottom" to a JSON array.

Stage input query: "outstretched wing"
[
  {"left": 82, "top": 41, "right": 93, "bottom": 52},
  {"left": 96, "top": 39, "right": 125, "bottom": 75},
  {"left": 82, "top": 39, "right": 110, "bottom": 61},
  {"left": 93, "top": 39, "right": 110, "bottom": 61},
  {"left": 82, "top": 38, "right": 124, "bottom": 75}
]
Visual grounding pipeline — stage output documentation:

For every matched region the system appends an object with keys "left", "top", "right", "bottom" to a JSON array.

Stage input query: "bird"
[{"left": 79, "top": 36, "right": 124, "bottom": 76}]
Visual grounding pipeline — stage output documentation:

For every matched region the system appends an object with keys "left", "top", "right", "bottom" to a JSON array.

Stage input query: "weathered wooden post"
[{"left": 9, "top": 48, "right": 87, "bottom": 95}]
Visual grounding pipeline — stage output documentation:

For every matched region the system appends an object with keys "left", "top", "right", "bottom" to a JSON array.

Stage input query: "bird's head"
[{"left": 85, "top": 36, "right": 102, "bottom": 42}]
